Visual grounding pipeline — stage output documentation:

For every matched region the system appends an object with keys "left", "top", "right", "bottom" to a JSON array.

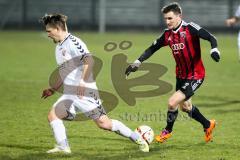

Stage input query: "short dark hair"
[
  {"left": 161, "top": 2, "right": 182, "bottom": 14},
  {"left": 40, "top": 13, "right": 68, "bottom": 31}
]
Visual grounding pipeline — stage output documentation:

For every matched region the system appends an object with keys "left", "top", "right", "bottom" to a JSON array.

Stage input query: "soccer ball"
[{"left": 135, "top": 125, "right": 154, "bottom": 144}]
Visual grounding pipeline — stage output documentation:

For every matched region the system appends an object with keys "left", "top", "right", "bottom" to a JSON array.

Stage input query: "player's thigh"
[
  {"left": 73, "top": 96, "right": 108, "bottom": 120},
  {"left": 51, "top": 94, "right": 76, "bottom": 119},
  {"left": 73, "top": 95, "right": 111, "bottom": 129},
  {"left": 168, "top": 90, "right": 186, "bottom": 109},
  {"left": 94, "top": 114, "right": 112, "bottom": 129}
]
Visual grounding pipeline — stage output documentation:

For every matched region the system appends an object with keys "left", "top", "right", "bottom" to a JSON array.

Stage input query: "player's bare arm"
[
  {"left": 78, "top": 55, "right": 94, "bottom": 97},
  {"left": 41, "top": 72, "right": 64, "bottom": 99}
]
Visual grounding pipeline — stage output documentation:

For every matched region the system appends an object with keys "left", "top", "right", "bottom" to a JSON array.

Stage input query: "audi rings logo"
[{"left": 171, "top": 43, "right": 185, "bottom": 51}]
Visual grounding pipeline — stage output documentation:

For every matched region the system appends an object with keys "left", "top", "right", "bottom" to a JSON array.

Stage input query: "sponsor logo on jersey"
[{"left": 171, "top": 43, "right": 185, "bottom": 54}]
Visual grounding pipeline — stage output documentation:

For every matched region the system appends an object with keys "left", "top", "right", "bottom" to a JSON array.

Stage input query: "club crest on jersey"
[{"left": 180, "top": 31, "right": 186, "bottom": 38}]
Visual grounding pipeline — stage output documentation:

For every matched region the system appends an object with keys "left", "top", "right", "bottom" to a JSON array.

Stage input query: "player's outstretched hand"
[
  {"left": 41, "top": 88, "right": 55, "bottom": 99},
  {"left": 125, "top": 60, "right": 141, "bottom": 77},
  {"left": 210, "top": 48, "right": 220, "bottom": 62}
]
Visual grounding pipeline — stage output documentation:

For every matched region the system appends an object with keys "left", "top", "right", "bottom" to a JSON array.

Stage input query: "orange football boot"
[
  {"left": 204, "top": 119, "right": 216, "bottom": 143},
  {"left": 155, "top": 129, "right": 172, "bottom": 143}
]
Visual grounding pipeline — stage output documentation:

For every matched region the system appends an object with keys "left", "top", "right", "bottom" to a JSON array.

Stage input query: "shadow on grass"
[
  {"left": 214, "top": 108, "right": 240, "bottom": 114},
  {"left": 0, "top": 153, "right": 73, "bottom": 160},
  {"left": 0, "top": 146, "right": 158, "bottom": 160},
  {"left": 0, "top": 138, "right": 161, "bottom": 160},
  {"left": 1, "top": 140, "right": 235, "bottom": 160},
  {"left": 0, "top": 143, "right": 44, "bottom": 151},
  {"left": 195, "top": 95, "right": 240, "bottom": 108}
]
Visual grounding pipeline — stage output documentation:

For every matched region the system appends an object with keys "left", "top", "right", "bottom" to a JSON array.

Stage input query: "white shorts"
[{"left": 53, "top": 90, "right": 106, "bottom": 120}]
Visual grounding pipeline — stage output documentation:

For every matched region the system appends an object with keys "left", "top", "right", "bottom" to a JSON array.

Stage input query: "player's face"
[
  {"left": 45, "top": 24, "right": 60, "bottom": 43},
  {"left": 163, "top": 11, "right": 182, "bottom": 30}
]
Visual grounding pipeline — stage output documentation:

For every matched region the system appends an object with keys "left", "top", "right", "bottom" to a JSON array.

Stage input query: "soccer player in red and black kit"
[{"left": 125, "top": 2, "right": 220, "bottom": 143}]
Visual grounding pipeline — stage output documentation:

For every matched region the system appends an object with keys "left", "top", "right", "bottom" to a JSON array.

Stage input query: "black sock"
[
  {"left": 165, "top": 109, "right": 178, "bottom": 132},
  {"left": 188, "top": 105, "right": 210, "bottom": 129}
]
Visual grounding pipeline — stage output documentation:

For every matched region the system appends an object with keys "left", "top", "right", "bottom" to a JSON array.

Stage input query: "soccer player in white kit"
[
  {"left": 40, "top": 14, "right": 149, "bottom": 153},
  {"left": 226, "top": 5, "right": 240, "bottom": 61}
]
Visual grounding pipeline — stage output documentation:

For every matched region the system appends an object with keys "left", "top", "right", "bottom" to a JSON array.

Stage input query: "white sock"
[
  {"left": 111, "top": 119, "right": 134, "bottom": 138},
  {"left": 50, "top": 119, "right": 69, "bottom": 148},
  {"left": 130, "top": 132, "right": 140, "bottom": 142}
]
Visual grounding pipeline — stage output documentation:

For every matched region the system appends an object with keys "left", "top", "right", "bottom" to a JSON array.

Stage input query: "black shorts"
[{"left": 176, "top": 78, "right": 204, "bottom": 100}]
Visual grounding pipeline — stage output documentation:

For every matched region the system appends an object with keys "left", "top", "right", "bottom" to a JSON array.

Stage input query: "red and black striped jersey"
[{"left": 138, "top": 20, "right": 217, "bottom": 80}]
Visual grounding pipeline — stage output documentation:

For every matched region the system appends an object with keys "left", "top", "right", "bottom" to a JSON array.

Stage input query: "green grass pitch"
[{"left": 0, "top": 31, "right": 239, "bottom": 160}]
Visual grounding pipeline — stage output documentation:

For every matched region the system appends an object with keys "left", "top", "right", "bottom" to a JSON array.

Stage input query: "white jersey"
[
  {"left": 54, "top": 33, "right": 102, "bottom": 114},
  {"left": 55, "top": 33, "right": 96, "bottom": 89},
  {"left": 235, "top": 5, "right": 240, "bottom": 17}
]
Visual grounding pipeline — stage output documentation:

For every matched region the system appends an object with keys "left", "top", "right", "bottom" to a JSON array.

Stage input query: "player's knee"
[
  {"left": 47, "top": 109, "right": 58, "bottom": 122},
  {"left": 47, "top": 113, "right": 53, "bottom": 122},
  {"left": 96, "top": 119, "right": 112, "bottom": 130},
  {"left": 168, "top": 99, "right": 178, "bottom": 110},
  {"left": 97, "top": 122, "right": 112, "bottom": 130}
]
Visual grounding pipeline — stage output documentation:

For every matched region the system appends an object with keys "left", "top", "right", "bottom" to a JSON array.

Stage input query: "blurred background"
[
  {"left": 0, "top": 0, "right": 239, "bottom": 32},
  {"left": 0, "top": 1, "right": 240, "bottom": 160}
]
